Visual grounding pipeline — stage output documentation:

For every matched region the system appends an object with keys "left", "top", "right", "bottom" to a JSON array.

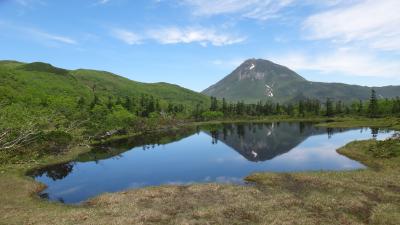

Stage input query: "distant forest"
[{"left": 200, "top": 90, "right": 400, "bottom": 120}]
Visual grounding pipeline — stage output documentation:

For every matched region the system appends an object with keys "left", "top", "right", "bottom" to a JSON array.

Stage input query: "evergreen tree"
[
  {"left": 286, "top": 103, "right": 294, "bottom": 116},
  {"left": 148, "top": 96, "right": 155, "bottom": 113},
  {"left": 275, "top": 103, "right": 281, "bottom": 115},
  {"left": 358, "top": 99, "right": 364, "bottom": 115},
  {"left": 124, "top": 96, "right": 132, "bottom": 111},
  {"left": 90, "top": 95, "right": 100, "bottom": 109},
  {"left": 313, "top": 99, "right": 320, "bottom": 115},
  {"left": 298, "top": 100, "right": 305, "bottom": 117},
  {"left": 193, "top": 103, "right": 202, "bottom": 120},
  {"left": 368, "top": 89, "right": 379, "bottom": 118},
  {"left": 392, "top": 97, "right": 400, "bottom": 115},
  {"left": 236, "top": 101, "right": 245, "bottom": 115},
  {"left": 335, "top": 100, "right": 343, "bottom": 114},
  {"left": 210, "top": 96, "right": 218, "bottom": 111},
  {"left": 222, "top": 98, "right": 227, "bottom": 114},
  {"left": 325, "top": 98, "right": 334, "bottom": 117}
]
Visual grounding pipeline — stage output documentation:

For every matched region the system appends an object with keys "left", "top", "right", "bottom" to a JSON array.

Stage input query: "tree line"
[{"left": 197, "top": 90, "right": 400, "bottom": 120}]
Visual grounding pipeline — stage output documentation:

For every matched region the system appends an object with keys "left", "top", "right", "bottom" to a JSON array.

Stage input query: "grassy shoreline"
[{"left": 1, "top": 117, "right": 399, "bottom": 224}]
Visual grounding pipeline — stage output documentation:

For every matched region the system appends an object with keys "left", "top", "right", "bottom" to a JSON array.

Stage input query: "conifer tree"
[
  {"left": 368, "top": 89, "right": 379, "bottom": 118},
  {"left": 325, "top": 98, "right": 334, "bottom": 117},
  {"left": 222, "top": 98, "right": 227, "bottom": 114},
  {"left": 90, "top": 95, "right": 100, "bottom": 109}
]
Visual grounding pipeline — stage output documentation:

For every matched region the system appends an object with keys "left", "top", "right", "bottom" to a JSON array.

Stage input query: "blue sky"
[{"left": 1, "top": 0, "right": 399, "bottom": 91}]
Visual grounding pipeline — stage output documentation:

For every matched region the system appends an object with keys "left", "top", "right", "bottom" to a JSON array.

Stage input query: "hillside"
[
  {"left": 0, "top": 60, "right": 209, "bottom": 108},
  {"left": 0, "top": 60, "right": 210, "bottom": 156},
  {"left": 202, "top": 59, "right": 400, "bottom": 102}
]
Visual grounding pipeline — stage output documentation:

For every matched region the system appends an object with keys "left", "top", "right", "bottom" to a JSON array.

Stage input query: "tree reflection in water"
[{"left": 30, "top": 163, "right": 74, "bottom": 181}]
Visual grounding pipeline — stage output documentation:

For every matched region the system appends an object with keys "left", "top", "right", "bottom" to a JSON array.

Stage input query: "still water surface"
[{"left": 30, "top": 122, "right": 394, "bottom": 203}]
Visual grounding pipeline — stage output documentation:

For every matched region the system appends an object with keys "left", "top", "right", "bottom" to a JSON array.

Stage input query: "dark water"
[{"left": 30, "top": 122, "right": 394, "bottom": 203}]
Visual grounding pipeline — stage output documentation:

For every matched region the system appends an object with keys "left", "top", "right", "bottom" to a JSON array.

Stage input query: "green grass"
[
  {"left": 1, "top": 118, "right": 400, "bottom": 224},
  {"left": 316, "top": 117, "right": 400, "bottom": 130}
]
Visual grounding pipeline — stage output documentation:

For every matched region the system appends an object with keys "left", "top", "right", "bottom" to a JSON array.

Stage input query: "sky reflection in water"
[{"left": 31, "top": 123, "right": 395, "bottom": 203}]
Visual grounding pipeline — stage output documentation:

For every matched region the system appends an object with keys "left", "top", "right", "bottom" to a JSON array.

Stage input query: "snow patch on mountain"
[
  {"left": 265, "top": 84, "right": 274, "bottom": 97},
  {"left": 249, "top": 63, "right": 255, "bottom": 70}
]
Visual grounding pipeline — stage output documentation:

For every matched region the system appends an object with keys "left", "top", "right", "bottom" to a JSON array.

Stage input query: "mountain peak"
[
  {"left": 242, "top": 58, "right": 278, "bottom": 65},
  {"left": 240, "top": 58, "right": 265, "bottom": 70},
  {"left": 230, "top": 58, "right": 306, "bottom": 83},
  {"left": 203, "top": 58, "right": 400, "bottom": 103},
  {"left": 202, "top": 58, "right": 308, "bottom": 102}
]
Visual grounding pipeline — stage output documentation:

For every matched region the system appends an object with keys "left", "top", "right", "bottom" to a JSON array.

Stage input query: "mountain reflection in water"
[{"left": 29, "top": 122, "right": 392, "bottom": 203}]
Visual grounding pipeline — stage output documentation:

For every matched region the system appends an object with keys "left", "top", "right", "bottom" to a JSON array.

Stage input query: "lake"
[{"left": 30, "top": 122, "right": 395, "bottom": 203}]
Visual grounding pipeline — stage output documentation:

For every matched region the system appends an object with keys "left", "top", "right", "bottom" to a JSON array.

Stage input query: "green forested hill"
[
  {"left": 0, "top": 60, "right": 209, "bottom": 158},
  {"left": 71, "top": 69, "right": 209, "bottom": 107},
  {"left": 0, "top": 61, "right": 208, "bottom": 108}
]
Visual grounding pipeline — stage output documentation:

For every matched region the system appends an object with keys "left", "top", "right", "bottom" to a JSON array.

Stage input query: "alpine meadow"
[{"left": 1, "top": 1, "right": 400, "bottom": 225}]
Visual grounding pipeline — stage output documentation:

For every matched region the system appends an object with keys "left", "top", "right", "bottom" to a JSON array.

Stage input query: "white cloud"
[
  {"left": 181, "top": 0, "right": 350, "bottom": 20},
  {"left": 182, "top": 0, "right": 295, "bottom": 20},
  {"left": 0, "top": 21, "right": 77, "bottom": 45},
  {"left": 111, "top": 28, "right": 141, "bottom": 45},
  {"left": 147, "top": 26, "right": 245, "bottom": 46},
  {"left": 269, "top": 49, "right": 400, "bottom": 78},
  {"left": 29, "top": 29, "right": 77, "bottom": 44},
  {"left": 110, "top": 26, "right": 244, "bottom": 46},
  {"left": 303, "top": 0, "right": 400, "bottom": 52}
]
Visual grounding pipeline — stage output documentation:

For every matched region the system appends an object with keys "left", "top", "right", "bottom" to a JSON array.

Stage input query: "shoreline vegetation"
[{"left": 0, "top": 117, "right": 399, "bottom": 224}]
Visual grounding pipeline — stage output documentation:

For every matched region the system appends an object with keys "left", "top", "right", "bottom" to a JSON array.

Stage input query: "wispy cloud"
[
  {"left": 111, "top": 28, "right": 141, "bottom": 45},
  {"left": 29, "top": 29, "right": 77, "bottom": 44},
  {"left": 269, "top": 49, "right": 400, "bottom": 78},
  {"left": 147, "top": 26, "right": 245, "bottom": 46},
  {"left": 110, "top": 26, "right": 245, "bottom": 46},
  {"left": 182, "top": 0, "right": 295, "bottom": 20},
  {"left": 0, "top": 21, "right": 77, "bottom": 45},
  {"left": 303, "top": 0, "right": 400, "bottom": 52}
]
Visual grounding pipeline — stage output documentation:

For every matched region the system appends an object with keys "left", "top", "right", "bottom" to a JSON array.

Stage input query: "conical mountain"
[
  {"left": 202, "top": 58, "right": 400, "bottom": 102},
  {"left": 205, "top": 123, "right": 327, "bottom": 162}
]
